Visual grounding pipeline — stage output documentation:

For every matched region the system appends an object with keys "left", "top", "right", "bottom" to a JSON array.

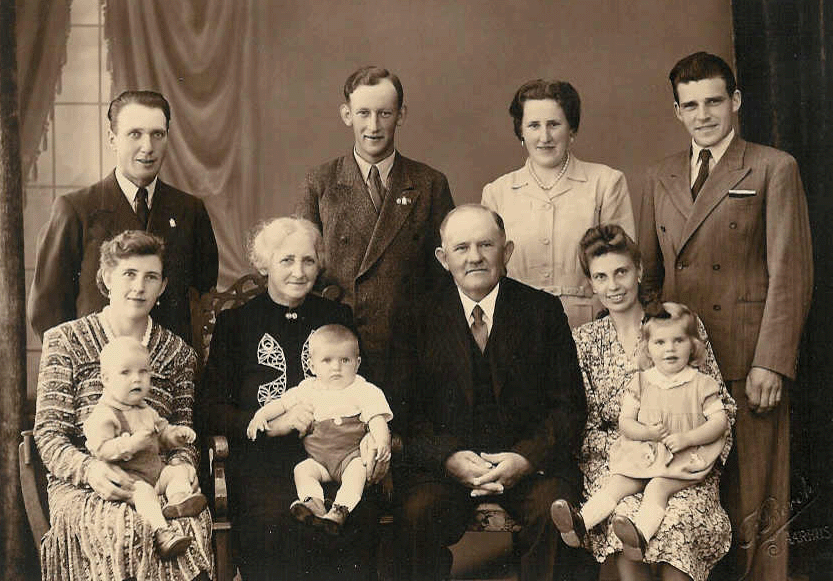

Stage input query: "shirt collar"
[
  {"left": 457, "top": 282, "right": 500, "bottom": 333},
  {"left": 115, "top": 168, "right": 158, "bottom": 209},
  {"left": 353, "top": 147, "right": 396, "bottom": 186},
  {"left": 99, "top": 390, "right": 148, "bottom": 411},
  {"left": 644, "top": 365, "right": 697, "bottom": 389},
  {"left": 691, "top": 128, "right": 734, "bottom": 168}
]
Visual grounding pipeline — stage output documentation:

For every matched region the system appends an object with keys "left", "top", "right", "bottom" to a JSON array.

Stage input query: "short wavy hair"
[
  {"left": 638, "top": 301, "right": 706, "bottom": 370},
  {"left": 509, "top": 79, "right": 581, "bottom": 140},
  {"left": 247, "top": 216, "right": 324, "bottom": 275},
  {"left": 578, "top": 224, "right": 641, "bottom": 279},
  {"left": 96, "top": 230, "right": 166, "bottom": 297},
  {"left": 343, "top": 66, "right": 404, "bottom": 110}
]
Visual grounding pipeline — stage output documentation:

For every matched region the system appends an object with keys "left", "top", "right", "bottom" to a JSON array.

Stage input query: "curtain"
[
  {"left": 733, "top": 0, "right": 833, "bottom": 575},
  {"left": 104, "top": 0, "right": 263, "bottom": 287},
  {"left": 15, "top": 0, "right": 71, "bottom": 180}
]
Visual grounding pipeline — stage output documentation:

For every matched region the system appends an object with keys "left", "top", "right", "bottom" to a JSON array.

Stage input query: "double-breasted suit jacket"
[
  {"left": 28, "top": 171, "right": 219, "bottom": 344},
  {"left": 639, "top": 136, "right": 813, "bottom": 382},
  {"left": 390, "top": 277, "right": 587, "bottom": 486},
  {"left": 298, "top": 152, "right": 454, "bottom": 383}
]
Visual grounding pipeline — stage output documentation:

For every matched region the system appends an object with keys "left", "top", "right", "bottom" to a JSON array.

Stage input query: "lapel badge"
[
  {"left": 396, "top": 196, "right": 412, "bottom": 206},
  {"left": 169, "top": 218, "right": 177, "bottom": 228}
]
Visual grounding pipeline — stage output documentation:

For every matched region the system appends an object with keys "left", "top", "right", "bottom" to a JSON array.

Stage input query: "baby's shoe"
[
  {"left": 550, "top": 499, "right": 587, "bottom": 548},
  {"left": 318, "top": 504, "right": 350, "bottom": 535},
  {"left": 162, "top": 492, "right": 208, "bottom": 519},
  {"left": 612, "top": 515, "right": 648, "bottom": 561},
  {"left": 154, "top": 526, "right": 191, "bottom": 560},
  {"left": 290, "top": 497, "right": 327, "bottom": 525}
]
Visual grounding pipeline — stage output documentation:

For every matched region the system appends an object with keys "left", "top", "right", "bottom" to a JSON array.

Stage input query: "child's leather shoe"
[
  {"left": 154, "top": 526, "right": 191, "bottom": 560},
  {"left": 612, "top": 515, "right": 648, "bottom": 561},
  {"left": 318, "top": 504, "right": 350, "bottom": 535},
  {"left": 550, "top": 499, "right": 587, "bottom": 548},
  {"left": 162, "top": 492, "right": 208, "bottom": 519},
  {"left": 290, "top": 497, "right": 326, "bottom": 524}
]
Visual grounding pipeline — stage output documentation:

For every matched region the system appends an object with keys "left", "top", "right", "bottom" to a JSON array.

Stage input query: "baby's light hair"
[
  {"left": 99, "top": 336, "right": 149, "bottom": 377},
  {"left": 638, "top": 302, "right": 706, "bottom": 370},
  {"left": 308, "top": 324, "right": 360, "bottom": 358}
]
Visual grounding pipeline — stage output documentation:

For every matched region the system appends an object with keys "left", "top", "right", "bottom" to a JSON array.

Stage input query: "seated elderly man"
[{"left": 389, "top": 204, "right": 596, "bottom": 581}]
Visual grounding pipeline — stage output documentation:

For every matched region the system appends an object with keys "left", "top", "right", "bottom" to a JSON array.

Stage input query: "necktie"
[
  {"left": 691, "top": 148, "right": 712, "bottom": 200},
  {"left": 136, "top": 187, "right": 150, "bottom": 229},
  {"left": 368, "top": 164, "right": 384, "bottom": 213},
  {"left": 471, "top": 304, "right": 488, "bottom": 353}
]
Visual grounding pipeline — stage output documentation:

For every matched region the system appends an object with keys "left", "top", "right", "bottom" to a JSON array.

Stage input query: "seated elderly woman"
[
  {"left": 201, "top": 216, "right": 386, "bottom": 581},
  {"left": 34, "top": 230, "right": 213, "bottom": 581},
  {"left": 566, "top": 224, "right": 736, "bottom": 581},
  {"left": 482, "top": 79, "right": 635, "bottom": 328}
]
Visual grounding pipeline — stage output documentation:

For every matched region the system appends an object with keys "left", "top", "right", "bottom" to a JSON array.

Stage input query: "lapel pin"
[{"left": 169, "top": 218, "right": 177, "bottom": 228}]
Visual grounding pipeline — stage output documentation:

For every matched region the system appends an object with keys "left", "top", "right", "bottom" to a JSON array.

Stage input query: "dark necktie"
[
  {"left": 691, "top": 148, "right": 712, "bottom": 200},
  {"left": 368, "top": 164, "right": 384, "bottom": 213},
  {"left": 471, "top": 304, "right": 488, "bottom": 353},
  {"left": 136, "top": 187, "right": 150, "bottom": 229}
]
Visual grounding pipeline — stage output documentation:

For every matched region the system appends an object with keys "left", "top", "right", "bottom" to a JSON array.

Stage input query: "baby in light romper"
[{"left": 247, "top": 324, "right": 392, "bottom": 534}]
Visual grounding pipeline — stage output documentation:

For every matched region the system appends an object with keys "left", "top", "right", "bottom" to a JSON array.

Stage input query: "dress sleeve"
[
  {"left": 165, "top": 342, "right": 198, "bottom": 467},
  {"left": 598, "top": 168, "right": 636, "bottom": 242},
  {"left": 698, "top": 374, "right": 725, "bottom": 419},
  {"left": 33, "top": 327, "right": 95, "bottom": 486}
]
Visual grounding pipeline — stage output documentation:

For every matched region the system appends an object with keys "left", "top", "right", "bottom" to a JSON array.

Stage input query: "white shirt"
[
  {"left": 457, "top": 282, "right": 500, "bottom": 336},
  {"left": 353, "top": 148, "right": 396, "bottom": 189},
  {"left": 690, "top": 129, "right": 734, "bottom": 186},
  {"left": 115, "top": 168, "right": 158, "bottom": 212}
]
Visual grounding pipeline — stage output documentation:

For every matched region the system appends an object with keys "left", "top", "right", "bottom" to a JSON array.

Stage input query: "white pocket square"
[{"left": 728, "top": 189, "right": 756, "bottom": 196}]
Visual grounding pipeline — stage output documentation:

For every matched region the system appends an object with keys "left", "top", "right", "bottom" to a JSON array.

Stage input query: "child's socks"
[{"left": 580, "top": 490, "right": 619, "bottom": 530}]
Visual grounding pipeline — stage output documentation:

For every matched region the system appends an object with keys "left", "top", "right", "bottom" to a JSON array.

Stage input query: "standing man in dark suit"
[
  {"left": 28, "top": 90, "right": 218, "bottom": 345},
  {"left": 639, "top": 52, "right": 813, "bottom": 581},
  {"left": 297, "top": 66, "right": 454, "bottom": 384},
  {"left": 391, "top": 204, "right": 591, "bottom": 581}
]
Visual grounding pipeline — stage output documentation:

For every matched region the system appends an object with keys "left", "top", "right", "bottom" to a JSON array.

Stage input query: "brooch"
[
  {"left": 396, "top": 196, "right": 412, "bottom": 205},
  {"left": 285, "top": 312, "right": 298, "bottom": 320},
  {"left": 169, "top": 218, "right": 177, "bottom": 228}
]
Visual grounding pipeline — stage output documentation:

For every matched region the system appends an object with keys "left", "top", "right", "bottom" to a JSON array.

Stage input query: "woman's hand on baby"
[
  {"left": 662, "top": 433, "right": 690, "bottom": 453},
  {"left": 646, "top": 422, "right": 669, "bottom": 441},
  {"left": 87, "top": 459, "right": 135, "bottom": 501},
  {"left": 360, "top": 432, "right": 389, "bottom": 484}
]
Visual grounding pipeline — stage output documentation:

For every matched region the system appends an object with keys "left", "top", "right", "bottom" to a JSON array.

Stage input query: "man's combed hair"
[
  {"left": 668, "top": 52, "right": 737, "bottom": 104},
  {"left": 343, "top": 66, "right": 404, "bottom": 109},
  {"left": 108, "top": 90, "right": 171, "bottom": 131}
]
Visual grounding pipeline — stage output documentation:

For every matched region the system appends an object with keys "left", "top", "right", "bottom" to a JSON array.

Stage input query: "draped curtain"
[
  {"left": 15, "top": 0, "right": 71, "bottom": 180},
  {"left": 732, "top": 0, "right": 833, "bottom": 574},
  {"left": 104, "top": 0, "right": 263, "bottom": 287}
]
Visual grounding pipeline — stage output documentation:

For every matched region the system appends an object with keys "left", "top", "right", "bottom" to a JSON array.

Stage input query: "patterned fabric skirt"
[
  {"left": 42, "top": 480, "right": 213, "bottom": 581},
  {"left": 586, "top": 470, "right": 731, "bottom": 581}
]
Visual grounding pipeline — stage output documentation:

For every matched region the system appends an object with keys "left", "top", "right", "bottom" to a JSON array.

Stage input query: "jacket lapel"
[
  {"left": 657, "top": 151, "right": 694, "bottom": 225},
  {"left": 359, "top": 153, "right": 420, "bottom": 276},
  {"left": 438, "top": 285, "right": 474, "bottom": 407},
  {"left": 680, "top": 137, "right": 751, "bottom": 250},
  {"left": 335, "top": 155, "right": 377, "bottom": 249},
  {"left": 486, "top": 280, "right": 518, "bottom": 401},
  {"left": 147, "top": 180, "right": 179, "bottom": 232},
  {"left": 99, "top": 171, "right": 144, "bottom": 232}
]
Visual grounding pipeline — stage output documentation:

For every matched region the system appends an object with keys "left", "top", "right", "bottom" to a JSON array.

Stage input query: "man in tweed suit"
[{"left": 297, "top": 66, "right": 454, "bottom": 385}]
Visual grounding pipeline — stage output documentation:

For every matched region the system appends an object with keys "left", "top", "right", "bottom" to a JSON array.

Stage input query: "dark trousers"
[{"left": 396, "top": 473, "right": 598, "bottom": 581}]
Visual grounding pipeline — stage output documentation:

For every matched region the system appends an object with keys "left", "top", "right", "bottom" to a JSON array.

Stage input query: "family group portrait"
[{"left": 0, "top": 1, "right": 830, "bottom": 581}]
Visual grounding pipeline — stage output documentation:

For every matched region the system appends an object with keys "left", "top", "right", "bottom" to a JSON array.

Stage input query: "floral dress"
[{"left": 573, "top": 315, "right": 736, "bottom": 581}]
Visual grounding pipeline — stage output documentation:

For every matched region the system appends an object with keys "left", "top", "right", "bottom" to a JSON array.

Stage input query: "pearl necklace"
[{"left": 529, "top": 151, "right": 570, "bottom": 191}]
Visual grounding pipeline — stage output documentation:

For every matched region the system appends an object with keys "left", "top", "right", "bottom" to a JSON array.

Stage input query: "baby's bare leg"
[
  {"left": 132, "top": 480, "right": 167, "bottom": 531},
  {"left": 581, "top": 474, "right": 644, "bottom": 530},
  {"left": 294, "top": 457, "right": 330, "bottom": 502},
  {"left": 634, "top": 477, "right": 691, "bottom": 541},
  {"left": 332, "top": 458, "right": 366, "bottom": 511}
]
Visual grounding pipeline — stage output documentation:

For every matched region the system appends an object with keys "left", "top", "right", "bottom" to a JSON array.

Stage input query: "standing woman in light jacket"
[{"left": 482, "top": 79, "right": 635, "bottom": 328}]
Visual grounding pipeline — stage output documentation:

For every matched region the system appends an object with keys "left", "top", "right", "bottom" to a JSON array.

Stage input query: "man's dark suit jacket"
[
  {"left": 28, "top": 171, "right": 218, "bottom": 344},
  {"left": 298, "top": 152, "right": 454, "bottom": 382},
  {"left": 390, "top": 276, "right": 587, "bottom": 487}
]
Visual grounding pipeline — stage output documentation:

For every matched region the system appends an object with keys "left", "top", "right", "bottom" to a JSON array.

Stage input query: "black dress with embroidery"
[{"left": 202, "top": 292, "right": 375, "bottom": 581}]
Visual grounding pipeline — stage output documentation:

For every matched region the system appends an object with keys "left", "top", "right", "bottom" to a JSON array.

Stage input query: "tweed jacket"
[
  {"left": 639, "top": 136, "right": 812, "bottom": 381},
  {"left": 28, "top": 171, "right": 218, "bottom": 344},
  {"left": 389, "top": 277, "right": 587, "bottom": 486},
  {"left": 297, "top": 152, "right": 454, "bottom": 382}
]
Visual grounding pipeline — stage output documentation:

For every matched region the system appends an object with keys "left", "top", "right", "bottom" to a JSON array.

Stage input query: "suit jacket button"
[
  {"left": 713, "top": 304, "right": 721, "bottom": 311},
  {"left": 712, "top": 264, "right": 720, "bottom": 271},
  {"left": 729, "top": 222, "right": 738, "bottom": 229},
  {"left": 660, "top": 225, "right": 666, "bottom": 233},
  {"left": 341, "top": 235, "right": 349, "bottom": 242}
]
